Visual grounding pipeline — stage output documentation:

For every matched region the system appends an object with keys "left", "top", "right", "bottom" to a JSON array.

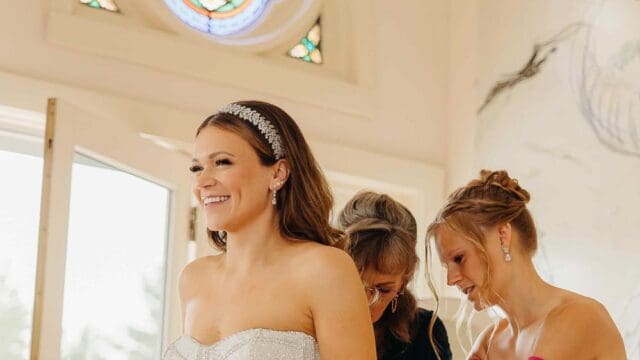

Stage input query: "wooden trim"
[{"left": 30, "top": 98, "right": 57, "bottom": 360}]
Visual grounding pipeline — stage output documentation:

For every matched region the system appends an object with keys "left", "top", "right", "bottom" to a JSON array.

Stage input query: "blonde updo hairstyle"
[{"left": 426, "top": 169, "right": 537, "bottom": 309}]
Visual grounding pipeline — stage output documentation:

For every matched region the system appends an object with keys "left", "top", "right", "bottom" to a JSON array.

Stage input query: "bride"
[{"left": 163, "top": 101, "right": 376, "bottom": 359}]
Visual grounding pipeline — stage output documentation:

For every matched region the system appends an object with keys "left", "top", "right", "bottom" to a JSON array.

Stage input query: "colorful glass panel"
[
  {"left": 288, "top": 21, "right": 322, "bottom": 64},
  {"left": 165, "top": 0, "right": 270, "bottom": 36},
  {"left": 80, "top": 0, "right": 119, "bottom": 12}
]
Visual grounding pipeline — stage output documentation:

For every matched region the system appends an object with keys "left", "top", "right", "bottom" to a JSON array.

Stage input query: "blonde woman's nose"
[{"left": 446, "top": 267, "right": 462, "bottom": 286}]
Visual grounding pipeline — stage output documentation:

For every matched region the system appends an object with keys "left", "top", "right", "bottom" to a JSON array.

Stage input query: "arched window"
[{"left": 164, "top": 0, "right": 271, "bottom": 36}]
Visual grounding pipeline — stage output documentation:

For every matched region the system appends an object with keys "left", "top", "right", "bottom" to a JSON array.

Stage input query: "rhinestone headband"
[{"left": 218, "top": 103, "right": 284, "bottom": 160}]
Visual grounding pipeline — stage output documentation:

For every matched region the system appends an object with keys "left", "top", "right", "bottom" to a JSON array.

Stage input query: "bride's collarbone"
[{"left": 187, "top": 283, "right": 312, "bottom": 335}]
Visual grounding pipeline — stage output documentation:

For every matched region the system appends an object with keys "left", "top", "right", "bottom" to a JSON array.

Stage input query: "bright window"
[
  {"left": 59, "top": 154, "right": 170, "bottom": 359},
  {"left": 0, "top": 124, "right": 44, "bottom": 359}
]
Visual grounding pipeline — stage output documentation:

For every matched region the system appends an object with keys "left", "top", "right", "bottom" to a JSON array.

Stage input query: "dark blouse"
[{"left": 379, "top": 308, "right": 452, "bottom": 360}]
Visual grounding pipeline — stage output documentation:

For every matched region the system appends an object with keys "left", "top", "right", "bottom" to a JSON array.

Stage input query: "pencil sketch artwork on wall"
[
  {"left": 571, "top": 2, "right": 640, "bottom": 158},
  {"left": 571, "top": 2, "right": 640, "bottom": 358},
  {"left": 479, "top": 0, "right": 640, "bottom": 160},
  {"left": 473, "top": 1, "right": 640, "bottom": 358},
  {"left": 478, "top": 23, "right": 582, "bottom": 114}
]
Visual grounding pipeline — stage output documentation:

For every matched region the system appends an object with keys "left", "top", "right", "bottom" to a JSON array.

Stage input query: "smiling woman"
[
  {"left": 163, "top": 100, "right": 376, "bottom": 360},
  {"left": 191, "top": 100, "right": 338, "bottom": 250}
]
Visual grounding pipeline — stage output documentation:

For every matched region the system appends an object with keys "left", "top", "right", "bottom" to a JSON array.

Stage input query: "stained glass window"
[
  {"left": 80, "top": 0, "right": 119, "bottom": 12},
  {"left": 288, "top": 20, "right": 322, "bottom": 64},
  {"left": 164, "top": 0, "right": 270, "bottom": 36}
]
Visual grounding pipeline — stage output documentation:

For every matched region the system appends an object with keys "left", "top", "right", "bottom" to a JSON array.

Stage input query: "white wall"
[{"left": 446, "top": 1, "right": 640, "bottom": 357}]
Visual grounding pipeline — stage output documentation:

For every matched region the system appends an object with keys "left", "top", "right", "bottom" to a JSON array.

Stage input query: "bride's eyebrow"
[{"left": 192, "top": 151, "right": 236, "bottom": 162}]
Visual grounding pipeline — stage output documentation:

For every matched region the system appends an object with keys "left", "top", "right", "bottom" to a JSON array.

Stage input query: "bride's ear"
[{"left": 270, "top": 159, "right": 290, "bottom": 187}]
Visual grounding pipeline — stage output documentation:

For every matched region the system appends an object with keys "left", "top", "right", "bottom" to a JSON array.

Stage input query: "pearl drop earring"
[{"left": 502, "top": 246, "right": 512, "bottom": 262}]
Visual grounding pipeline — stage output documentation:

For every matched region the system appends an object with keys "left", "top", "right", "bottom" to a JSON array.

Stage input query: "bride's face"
[{"left": 191, "top": 126, "right": 274, "bottom": 233}]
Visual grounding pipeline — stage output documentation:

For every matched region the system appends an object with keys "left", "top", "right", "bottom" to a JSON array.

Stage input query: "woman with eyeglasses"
[{"left": 339, "top": 191, "right": 452, "bottom": 360}]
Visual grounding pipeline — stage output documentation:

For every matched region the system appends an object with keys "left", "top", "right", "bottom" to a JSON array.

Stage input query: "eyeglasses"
[{"left": 363, "top": 282, "right": 404, "bottom": 307}]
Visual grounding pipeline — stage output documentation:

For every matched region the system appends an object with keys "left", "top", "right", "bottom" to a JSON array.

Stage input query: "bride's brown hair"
[{"left": 196, "top": 100, "right": 343, "bottom": 250}]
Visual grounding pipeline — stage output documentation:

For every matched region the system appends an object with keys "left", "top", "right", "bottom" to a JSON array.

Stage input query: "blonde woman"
[{"left": 427, "top": 170, "right": 625, "bottom": 359}]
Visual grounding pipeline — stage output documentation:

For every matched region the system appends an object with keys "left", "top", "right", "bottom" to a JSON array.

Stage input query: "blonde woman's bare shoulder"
[
  {"left": 549, "top": 291, "right": 613, "bottom": 324},
  {"left": 535, "top": 292, "right": 626, "bottom": 359}
]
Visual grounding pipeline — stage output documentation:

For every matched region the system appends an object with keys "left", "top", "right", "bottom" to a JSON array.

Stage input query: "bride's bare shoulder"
[
  {"left": 282, "top": 241, "right": 361, "bottom": 297},
  {"left": 289, "top": 241, "right": 354, "bottom": 275},
  {"left": 179, "top": 254, "right": 224, "bottom": 297}
]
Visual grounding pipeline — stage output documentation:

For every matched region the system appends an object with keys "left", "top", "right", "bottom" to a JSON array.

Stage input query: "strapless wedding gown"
[{"left": 163, "top": 328, "right": 320, "bottom": 360}]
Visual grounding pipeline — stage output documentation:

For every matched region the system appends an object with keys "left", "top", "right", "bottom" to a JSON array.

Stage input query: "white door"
[{"left": 30, "top": 98, "right": 191, "bottom": 360}]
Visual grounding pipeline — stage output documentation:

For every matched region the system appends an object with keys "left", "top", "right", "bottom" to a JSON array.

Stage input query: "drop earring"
[
  {"left": 502, "top": 246, "right": 512, "bottom": 262},
  {"left": 272, "top": 181, "right": 283, "bottom": 206},
  {"left": 391, "top": 295, "right": 399, "bottom": 313}
]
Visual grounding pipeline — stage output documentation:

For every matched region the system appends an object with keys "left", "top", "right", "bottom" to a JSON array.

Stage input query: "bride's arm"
[
  {"left": 177, "top": 255, "right": 216, "bottom": 333},
  {"left": 305, "top": 247, "right": 376, "bottom": 359}
]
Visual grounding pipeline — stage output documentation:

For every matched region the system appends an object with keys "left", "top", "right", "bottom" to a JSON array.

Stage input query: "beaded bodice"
[{"left": 163, "top": 328, "right": 320, "bottom": 360}]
